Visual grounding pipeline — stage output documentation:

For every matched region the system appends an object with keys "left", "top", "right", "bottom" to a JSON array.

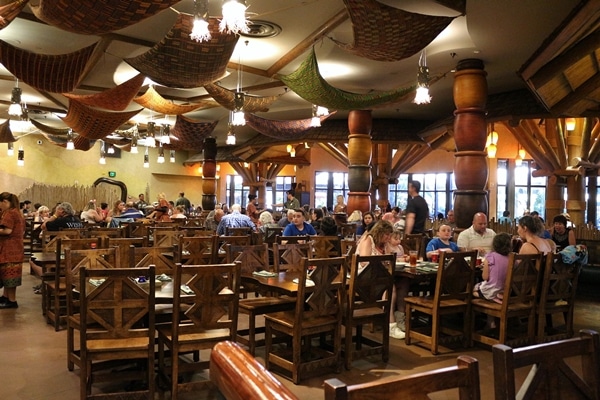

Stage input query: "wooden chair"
[
  {"left": 104, "top": 236, "right": 146, "bottom": 268},
  {"left": 210, "top": 341, "right": 298, "bottom": 400},
  {"left": 536, "top": 253, "right": 583, "bottom": 343},
  {"left": 470, "top": 252, "right": 542, "bottom": 348},
  {"left": 65, "top": 248, "right": 120, "bottom": 371},
  {"left": 41, "top": 229, "right": 83, "bottom": 252},
  {"left": 493, "top": 329, "right": 600, "bottom": 400},
  {"left": 130, "top": 245, "right": 178, "bottom": 276},
  {"left": 273, "top": 242, "right": 313, "bottom": 273},
  {"left": 78, "top": 266, "right": 155, "bottom": 399},
  {"left": 404, "top": 250, "right": 477, "bottom": 355},
  {"left": 275, "top": 235, "right": 310, "bottom": 244},
  {"left": 44, "top": 237, "right": 104, "bottom": 331},
  {"left": 149, "top": 227, "right": 182, "bottom": 247},
  {"left": 344, "top": 253, "right": 395, "bottom": 369},
  {"left": 86, "top": 226, "right": 126, "bottom": 240},
  {"left": 215, "top": 235, "right": 251, "bottom": 263},
  {"left": 338, "top": 223, "right": 357, "bottom": 240},
  {"left": 180, "top": 226, "right": 213, "bottom": 237},
  {"left": 122, "top": 221, "right": 149, "bottom": 239},
  {"left": 178, "top": 235, "right": 218, "bottom": 265},
  {"left": 225, "top": 226, "right": 253, "bottom": 236},
  {"left": 264, "top": 226, "right": 283, "bottom": 245},
  {"left": 226, "top": 243, "right": 296, "bottom": 356},
  {"left": 324, "top": 355, "right": 481, "bottom": 400},
  {"left": 156, "top": 262, "right": 241, "bottom": 399},
  {"left": 311, "top": 235, "right": 342, "bottom": 258},
  {"left": 264, "top": 256, "right": 347, "bottom": 384},
  {"left": 341, "top": 238, "right": 357, "bottom": 259}
]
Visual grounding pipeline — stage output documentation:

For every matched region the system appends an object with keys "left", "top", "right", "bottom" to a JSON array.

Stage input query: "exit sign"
[{"left": 108, "top": 171, "right": 116, "bottom": 178}]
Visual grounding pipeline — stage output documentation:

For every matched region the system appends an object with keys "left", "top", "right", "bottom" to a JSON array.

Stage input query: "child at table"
[
  {"left": 425, "top": 224, "right": 459, "bottom": 261},
  {"left": 472, "top": 232, "right": 512, "bottom": 329},
  {"left": 386, "top": 229, "right": 405, "bottom": 259}
]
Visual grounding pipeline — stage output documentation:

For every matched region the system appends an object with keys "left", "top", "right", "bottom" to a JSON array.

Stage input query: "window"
[
  {"left": 225, "top": 175, "right": 247, "bottom": 207},
  {"left": 496, "top": 159, "right": 508, "bottom": 220},
  {"left": 314, "top": 171, "right": 349, "bottom": 210},
  {"left": 388, "top": 173, "right": 454, "bottom": 217},
  {"left": 514, "top": 160, "right": 546, "bottom": 219},
  {"left": 225, "top": 174, "right": 295, "bottom": 210}
]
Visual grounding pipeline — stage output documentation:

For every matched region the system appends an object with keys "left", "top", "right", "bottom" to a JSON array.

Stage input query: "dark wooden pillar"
[
  {"left": 347, "top": 110, "right": 372, "bottom": 215},
  {"left": 201, "top": 137, "right": 217, "bottom": 210}
]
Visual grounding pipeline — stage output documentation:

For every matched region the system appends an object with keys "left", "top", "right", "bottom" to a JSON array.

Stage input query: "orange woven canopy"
[
  {"left": 126, "top": 15, "right": 238, "bottom": 88},
  {"left": 61, "top": 99, "right": 141, "bottom": 140},
  {"left": 204, "top": 83, "right": 284, "bottom": 113},
  {"left": 0, "top": 40, "right": 97, "bottom": 93},
  {"left": 134, "top": 85, "right": 212, "bottom": 115},
  {"left": 333, "top": 0, "right": 456, "bottom": 62},
  {"left": 63, "top": 74, "right": 145, "bottom": 111},
  {"left": 0, "top": 0, "right": 28, "bottom": 30},
  {"left": 30, "top": 0, "right": 181, "bottom": 35}
]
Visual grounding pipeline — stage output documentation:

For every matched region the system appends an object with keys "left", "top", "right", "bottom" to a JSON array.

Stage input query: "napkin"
[
  {"left": 292, "top": 278, "right": 315, "bottom": 287},
  {"left": 156, "top": 274, "right": 172, "bottom": 282},
  {"left": 88, "top": 279, "right": 105, "bottom": 287},
  {"left": 180, "top": 284, "right": 194, "bottom": 294},
  {"left": 252, "top": 270, "right": 278, "bottom": 277}
]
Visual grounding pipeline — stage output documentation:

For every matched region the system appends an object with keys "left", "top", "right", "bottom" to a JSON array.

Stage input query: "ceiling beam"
[{"left": 550, "top": 72, "right": 600, "bottom": 115}]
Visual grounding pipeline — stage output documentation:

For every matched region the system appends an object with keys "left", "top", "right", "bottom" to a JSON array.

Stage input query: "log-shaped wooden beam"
[
  {"left": 506, "top": 123, "right": 555, "bottom": 172},
  {"left": 523, "top": 119, "right": 561, "bottom": 170}
]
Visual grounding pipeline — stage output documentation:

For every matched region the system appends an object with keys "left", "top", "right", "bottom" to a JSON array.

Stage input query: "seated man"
[
  {"left": 41, "top": 202, "right": 85, "bottom": 232},
  {"left": 216, "top": 204, "right": 256, "bottom": 235},
  {"left": 278, "top": 209, "right": 295, "bottom": 228},
  {"left": 205, "top": 209, "right": 224, "bottom": 232},
  {"left": 457, "top": 212, "right": 496, "bottom": 255},
  {"left": 283, "top": 208, "right": 317, "bottom": 236},
  {"left": 118, "top": 202, "right": 145, "bottom": 220}
]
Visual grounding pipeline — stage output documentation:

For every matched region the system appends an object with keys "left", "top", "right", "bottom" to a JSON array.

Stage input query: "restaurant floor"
[{"left": 1, "top": 268, "right": 599, "bottom": 400}]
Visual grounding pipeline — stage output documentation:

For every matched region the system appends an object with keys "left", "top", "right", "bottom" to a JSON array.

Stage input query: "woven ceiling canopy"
[
  {"left": 61, "top": 99, "right": 141, "bottom": 140},
  {"left": 30, "top": 0, "right": 182, "bottom": 35},
  {"left": 0, "top": 119, "right": 17, "bottom": 143},
  {"left": 204, "top": 83, "right": 284, "bottom": 113},
  {"left": 0, "top": 0, "right": 29, "bottom": 30},
  {"left": 63, "top": 73, "right": 145, "bottom": 111},
  {"left": 245, "top": 112, "right": 335, "bottom": 140},
  {"left": 126, "top": 15, "right": 238, "bottom": 89},
  {"left": 334, "top": 0, "right": 456, "bottom": 62},
  {"left": 0, "top": 40, "right": 97, "bottom": 93},
  {"left": 134, "top": 85, "right": 211, "bottom": 115},
  {"left": 29, "top": 118, "right": 96, "bottom": 151},
  {"left": 279, "top": 47, "right": 416, "bottom": 110},
  {"left": 168, "top": 114, "right": 218, "bottom": 151}
]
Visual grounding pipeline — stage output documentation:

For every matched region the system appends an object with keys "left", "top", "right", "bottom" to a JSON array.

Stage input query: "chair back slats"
[
  {"left": 179, "top": 235, "right": 217, "bottom": 265},
  {"left": 349, "top": 254, "right": 395, "bottom": 312},
  {"left": 296, "top": 257, "right": 346, "bottom": 322},
  {"left": 273, "top": 242, "right": 313, "bottom": 272},
  {"left": 537, "top": 253, "right": 583, "bottom": 342},
  {"left": 401, "top": 234, "right": 427, "bottom": 260},
  {"left": 149, "top": 227, "right": 182, "bottom": 247},
  {"left": 493, "top": 329, "right": 600, "bottom": 400},
  {"left": 130, "top": 245, "right": 177, "bottom": 276},
  {"left": 338, "top": 223, "right": 357, "bottom": 240},
  {"left": 310, "top": 235, "right": 342, "bottom": 258},
  {"left": 226, "top": 243, "right": 270, "bottom": 276},
  {"left": 503, "top": 253, "right": 542, "bottom": 312},
  {"left": 263, "top": 227, "right": 283, "bottom": 244},
  {"left": 173, "top": 262, "right": 241, "bottom": 335},
  {"left": 275, "top": 235, "right": 310, "bottom": 244},
  {"left": 436, "top": 250, "right": 477, "bottom": 304},
  {"left": 86, "top": 226, "right": 126, "bottom": 239},
  {"left": 324, "top": 355, "right": 481, "bottom": 400},
  {"left": 42, "top": 229, "right": 83, "bottom": 252},
  {"left": 105, "top": 237, "right": 147, "bottom": 267},
  {"left": 225, "top": 226, "right": 253, "bottom": 236}
]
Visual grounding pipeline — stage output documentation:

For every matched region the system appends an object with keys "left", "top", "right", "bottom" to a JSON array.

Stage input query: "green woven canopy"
[{"left": 279, "top": 48, "right": 416, "bottom": 110}]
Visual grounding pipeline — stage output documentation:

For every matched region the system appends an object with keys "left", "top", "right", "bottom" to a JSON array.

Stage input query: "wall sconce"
[
  {"left": 7, "top": 142, "right": 14, "bottom": 156},
  {"left": 8, "top": 79, "right": 23, "bottom": 117},
  {"left": 565, "top": 117, "right": 576, "bottom": 131},
  {"left": 66, "top": 129, "right": 75, "bottom": 150},
  {"left": 157, "top": 145, "right": 165, "bottom": 164},
  {"left": 198, "top": 165, "right": 203, "bottom": 175},
  {"left": 143, "top": 147, "right": 150, "bottom": 168},
  {"left": 169, "top": 150, "right": 176, "bottom": 163},
  {"left": 486, "top": 123, "right": 499, "bottom": 158},
  {"left": 17, "top": 146, "right": 24, "bottom": 166}
]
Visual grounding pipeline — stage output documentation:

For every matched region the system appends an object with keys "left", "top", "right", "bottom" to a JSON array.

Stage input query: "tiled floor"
[{"left": 1, "top": 268, "right": 598, "bottom": 399}]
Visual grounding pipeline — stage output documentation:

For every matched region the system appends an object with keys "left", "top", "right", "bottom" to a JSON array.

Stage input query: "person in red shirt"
[{"left": 0, "top": 192, "right": 25, "bottom": 309}]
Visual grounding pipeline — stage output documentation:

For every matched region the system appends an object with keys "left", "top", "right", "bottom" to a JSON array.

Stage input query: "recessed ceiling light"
[{"left": 240, "top": 20, "right": 282, "bottom": 38}]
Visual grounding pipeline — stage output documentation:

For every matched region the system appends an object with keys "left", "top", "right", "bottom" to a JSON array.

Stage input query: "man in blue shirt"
[
  {"left": 283, "top": 208, "right": 317, "bottom": 236},
  {"left": 217, "top": 204, "right": 256, "bottom": 235}
]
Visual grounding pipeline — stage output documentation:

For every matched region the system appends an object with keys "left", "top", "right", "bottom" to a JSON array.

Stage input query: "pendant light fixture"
[
  {"left": 310, "top": 104, "right": 321, "bottom": 127},
  {"left": 8, "top": 79, "right": 23, "bottom": 117},
  {"left": 17, "top": 146, "right": 24, "bottom": 166},
  {"left": 226, "top": 123, "right": 236, "bottom": 145},
  {"left": 220, "top": 0, "right": 250, "bottom": 35},
  {"left": 413, "top": 50, "right": 431, "bottom": 105},
  {"left": 169, "top": 150, "right": 176, "bottom": 163},
  {"left": 157, "top": 145, "right": 165, "bottom": 164},
  {"left": 143, "top": 147, "right": 150, "bottom": 168},
  {"left": 190, "top": 0, "right": 211, "bottom": 42},
  {"left": 7, "top": 142, "right": 14, "bottom": 156},
  {"left": 66, "top": 129, "right": 75, "bottom": 150}
]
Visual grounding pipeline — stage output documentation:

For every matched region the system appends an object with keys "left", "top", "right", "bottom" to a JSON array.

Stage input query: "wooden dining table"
[{"left": 241, "top": 271, "right": 305, "bottom": 297}]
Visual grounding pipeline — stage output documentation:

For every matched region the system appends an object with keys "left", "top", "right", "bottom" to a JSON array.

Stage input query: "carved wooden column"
[
  {"left": 373, "top": 143, "right": 392, "bottom": 211},
  {"left": 201, "top": 137, "right": 217, "bottom": 210},
  {"left": 452, "top": 59, "right": 489, "bottom": 229},
  {"left": 347, "top": 110, "right": 373, "bottom": 215}
]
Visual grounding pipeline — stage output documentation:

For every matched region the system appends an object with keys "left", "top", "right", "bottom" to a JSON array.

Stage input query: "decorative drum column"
[
  {"left": 346, "top": 110, "right": 373, "bottom": 215},
  {"left": 201, "top": 137, "right": 217, "bottom": 211},
  {"left": 452, "top": 59, "right": 489, "bottom": 229}
]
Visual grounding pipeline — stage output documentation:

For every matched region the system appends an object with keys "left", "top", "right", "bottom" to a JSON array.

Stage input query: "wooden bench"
[{"left": 210, "top": 341, "right": 298, "bottom": 400}]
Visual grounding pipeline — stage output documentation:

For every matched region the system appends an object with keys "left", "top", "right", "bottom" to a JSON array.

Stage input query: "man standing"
[
  {"left": 274, "top": 190, "right": 300, "bottom": 212},
  {"left": 246, "top": 194, "right": 259, "bottom": 223},
  {"left": 216, "top": 204, "right": 256, "bottom": 235},
  {"left": 175, "top": 192, "right": 191, "bottom": 214},
  {"left": 135, "top": 194, "right": 147, "bottom": 211},
  {"left": 282, "top": 209, "right": 317, "bottom": 236},
  {"left": 457, "top": 212, "right": 496, "bottom": 255},
  {"left": 404, "top": 180, "right": 429, "bottom": 235}
]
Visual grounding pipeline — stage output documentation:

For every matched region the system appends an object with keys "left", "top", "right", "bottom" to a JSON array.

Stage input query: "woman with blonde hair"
[{"left": 80, "top": 200, "right": 104, "bottom": 224}]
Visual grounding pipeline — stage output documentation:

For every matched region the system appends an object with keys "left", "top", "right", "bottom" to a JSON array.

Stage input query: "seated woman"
[
  {"left": 319, "top": 216, "right": 338, "bottom": 236},
  {"left": 549, "top": 214, "right": 576, "bottom": 251},
  {"left": 171, "top": 205, "right": 187, "bottom": 219},
  {"left": 356, "top": 211, "right": 374, "bottom": 236},
  {"left": 257, "top": 211, "right": 279, "bottom": 233},
  {"left": 80, "top": 200, "right": 105, "bottom": 224},
  {"left": 518, "top": 215, "right": 554, "bottom": 255},
  {"left": 425, "top": 224, "right": 459, "bottom": 260},
  {"left": 310, "top": 208, "right": 324, "bottom": 234}
]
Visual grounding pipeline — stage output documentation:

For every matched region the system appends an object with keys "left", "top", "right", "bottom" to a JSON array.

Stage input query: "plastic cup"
[
  {"left": 409, "top": 250, "right": 418, "bottom": 267},
  {"left": 431, "top": 252, "right": 439, "bottom": 263}
]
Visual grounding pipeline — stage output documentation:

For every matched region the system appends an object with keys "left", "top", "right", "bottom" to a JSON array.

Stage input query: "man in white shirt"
[{"left": 457, "top": 212, "right": 496, "bottom": 255}]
